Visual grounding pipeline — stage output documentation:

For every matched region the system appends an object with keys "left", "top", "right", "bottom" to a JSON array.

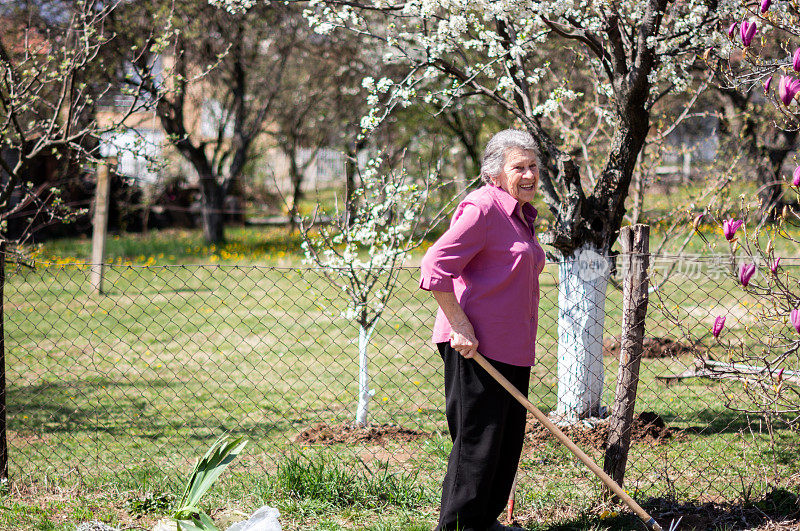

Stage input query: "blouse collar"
[{"left": 488, "top": 184, "right": 538, "bottom": 223}]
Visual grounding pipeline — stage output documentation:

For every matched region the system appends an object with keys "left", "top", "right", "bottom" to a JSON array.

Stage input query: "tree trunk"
[
  {"left": 717, "top": 90, "right": 799, "bottom": 220},
  {"left": 344, "top": 140, "right": 365, "bottom": 227},
  {"left": 555, "top": 243, "right": 611, "bottom": 420},
  {"left": 0, "top": 242, "right": 6, "bottom": 481},
  {"left": 200, "top": 177, "right": 225, "bottom": 244},
  {"left": 755, "top": 139, "right": 798, "bottom": 220},
  {"left": 355, "top": 322, "right": 376, "bottom": 426},
  {"left": 454, "top": 147, "right": 468, "bottom": 197},
  {"left": 289, "top": 155, "right": 303, "bottom": 232},
  {"left": 630, "top": 166, "right": 643, "bottom": 226}
]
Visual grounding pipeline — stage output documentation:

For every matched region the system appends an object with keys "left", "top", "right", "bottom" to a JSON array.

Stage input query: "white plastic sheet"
[{"left": 225, "top": 505, "right": 282, "bottom": 531}]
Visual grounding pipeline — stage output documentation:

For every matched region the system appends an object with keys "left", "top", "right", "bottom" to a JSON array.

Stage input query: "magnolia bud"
[{"left": 692, "top": 213, "right": 704, "bottom": 231}]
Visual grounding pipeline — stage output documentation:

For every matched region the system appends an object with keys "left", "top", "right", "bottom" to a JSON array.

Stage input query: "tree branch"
[{"left": 541, "top": 16, "right": 614, "bottom": 80}]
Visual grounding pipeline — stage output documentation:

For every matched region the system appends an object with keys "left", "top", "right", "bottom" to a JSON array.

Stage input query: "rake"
[{"left": 473, "top": 352, "right": 681, "bottom": 531}]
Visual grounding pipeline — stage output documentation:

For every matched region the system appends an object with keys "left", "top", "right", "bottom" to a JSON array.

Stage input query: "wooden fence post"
[
  {"left": 603, "top": 224, "right": 650, "bottom": 490},
  {"left": 90, "top": 161, "right": 111, "bottom": 294}
]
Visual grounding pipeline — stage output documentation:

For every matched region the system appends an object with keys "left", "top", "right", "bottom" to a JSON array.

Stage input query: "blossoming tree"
[
  {"left": 301, "top": 157, "right": 434, "bottom": 425},
  {"left": 212, "top": 0, "right": 740, "bottom": 419},
  {"left": 0, "top": 0, "right": 173, "bottom": 481},
  {"left": 0, "top": 0, "right": 169, "bottom": 244},
  {"left": 296, "top": 0, "right": 734, "bottom": 419}
]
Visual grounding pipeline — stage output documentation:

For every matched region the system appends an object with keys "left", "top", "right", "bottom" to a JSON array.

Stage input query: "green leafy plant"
[
  {"left": 172, "top": 435, "right": 248, "bottom": 531},
  {"left": 125, "top": 491, "right": 175, "bottom": 517}
]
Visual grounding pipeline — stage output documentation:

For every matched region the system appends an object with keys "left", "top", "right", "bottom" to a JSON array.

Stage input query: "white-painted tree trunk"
[
  {"left": 355, "top": 322, "right": 376, "bottom": 426},
  {"left": 556, "top": 243, "right": 610, "bottom": 421}
]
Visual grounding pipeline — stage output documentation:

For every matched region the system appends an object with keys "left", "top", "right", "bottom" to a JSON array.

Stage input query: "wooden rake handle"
[{"left": 472, "top": 352, "right": 663, "bottom": 531}]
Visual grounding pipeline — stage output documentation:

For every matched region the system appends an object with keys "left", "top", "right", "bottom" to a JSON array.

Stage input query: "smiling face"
[{"left": 492, "top": 148, "right": 539, "bottom": 203}]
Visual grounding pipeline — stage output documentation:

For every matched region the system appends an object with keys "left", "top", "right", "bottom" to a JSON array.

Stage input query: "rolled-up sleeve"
[{"left": 420, "top": 201, "right": 486, "bottom": 292}]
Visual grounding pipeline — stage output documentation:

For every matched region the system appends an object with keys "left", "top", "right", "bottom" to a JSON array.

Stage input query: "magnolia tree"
[
  {"left": 687, "top": 0, "right": 800, "bottom": 431},
  {"left": 293, "top": 0, "right": 740, "bottom": 420},
  {"left": 717, "top": 211, "right": 800, "bottom": 431},
  {"left": 658, "top": 205, "right": 800, "bottom": 438},
  {"left": 712, "top": 1, "right": 800, "bottom": 217},
  {"left": 301, "top": 157, "right": 434, "bottom": 425},
  {"left": 717, "top": 0, "right": 800, "bottom": 123}
]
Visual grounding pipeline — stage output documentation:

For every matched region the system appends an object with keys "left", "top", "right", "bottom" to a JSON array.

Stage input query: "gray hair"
[{"left": 480, "top": 129, "right": 538, "bottom": 184}]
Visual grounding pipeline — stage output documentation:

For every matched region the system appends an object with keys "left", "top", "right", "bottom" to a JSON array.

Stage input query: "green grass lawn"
[{"left": 4, "top": 224, "right": 799, "bottom": 530}]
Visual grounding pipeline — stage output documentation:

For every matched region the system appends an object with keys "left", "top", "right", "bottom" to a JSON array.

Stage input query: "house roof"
[{"left": 0, "top": 15, "right": 52, "bottom": 56}]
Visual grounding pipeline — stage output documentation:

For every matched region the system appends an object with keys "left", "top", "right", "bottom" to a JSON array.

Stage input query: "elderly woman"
[{"left": 420, "top": 129, "right": 546, "bottom": 531}]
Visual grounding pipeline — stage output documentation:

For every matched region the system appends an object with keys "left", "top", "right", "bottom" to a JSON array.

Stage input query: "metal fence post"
[
  {"left": 603, "top": 224, "right": 650, "bottom": 489},
  {"left": 91, "top": 160, "right": 111, "bottom": 294}
]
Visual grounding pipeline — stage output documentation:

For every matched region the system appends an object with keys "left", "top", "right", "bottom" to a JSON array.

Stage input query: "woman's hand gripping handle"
[{"left": 432, "top": 290, "right": 479, "bottom": 359}]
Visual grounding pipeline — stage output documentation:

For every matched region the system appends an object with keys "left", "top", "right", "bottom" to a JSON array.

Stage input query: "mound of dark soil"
[
  {"left": 292, "top": 422, "right": 429, "bottom": 445},
  {"left": 603, "top": 336, "right": 693, "bottom": 359},
  {"left": 526, "top": 411, "right": 676, "bottom": 450}
]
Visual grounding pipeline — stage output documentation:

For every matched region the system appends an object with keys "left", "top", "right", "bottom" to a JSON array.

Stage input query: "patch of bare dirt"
[
  {"left": 603, "top": 335, "right": 693, "bottom": 359},
  {"left": 358, "top": 446, "right": 416, "bottom": 466},
  {"left": 525, "top": 411, "right": 677, "bottom": 450},
  {"left": 291, "top": 422, "right": 430, "bottom": 445}
]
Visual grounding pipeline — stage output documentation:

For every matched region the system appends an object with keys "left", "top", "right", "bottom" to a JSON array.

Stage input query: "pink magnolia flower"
[
  {"left": 739, "top": 263, "right": 756, "bottom": 287},
  {"left": 793, "top": 166, "right": 800, "bottom": 186},
  {"left": 765, "top": 77, "right": 772, "bottom": 94},
  {"left": 778, "top": 76, "right": 800, "bottom": 105},
  {"left": 727, "top": 22, "right": 738, "bottom": 39},
  {"left": 794, "top": 49, "right": 800, "bottom": 72},
  {"left": 761, "top": 0, "right": 772, "bottom": 12},
  {"left": 770, "top": 257, "right": 781, "bottom": 274},
  {"left": 791, "top": 309, "right": 800, "bottom": 333},
  {"left": 723, "top": 219, "right": 744, "bottom": 240},
  {"left": 712, "top": 316, "right": 726, "bottom": 338},
  {"left": 741, "top": 20, "right": 758, "bottom": 47}
]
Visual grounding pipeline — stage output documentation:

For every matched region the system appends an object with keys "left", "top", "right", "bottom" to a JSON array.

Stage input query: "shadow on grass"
[
  {"left": 521, "top": 490, "right": 800, "bottom": 531},
  {"left": 7, "top": 377, "right": 287, "bottom": 439},
  {"left": 661, "top": 407, "right": 797, "bottom": 437},
  {"left": 640, "top": 490, "right": 800, "bottom": 531},
  {"left": 99, "top": 285, "right": 215, "bottom": 297},
  {"left": 522, "top": 513, "right": 642, "bottom": 530}
]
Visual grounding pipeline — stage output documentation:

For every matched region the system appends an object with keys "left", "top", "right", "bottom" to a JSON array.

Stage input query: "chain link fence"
[{"left": 4, "top": 256, "right": 799, "bottom": 505}]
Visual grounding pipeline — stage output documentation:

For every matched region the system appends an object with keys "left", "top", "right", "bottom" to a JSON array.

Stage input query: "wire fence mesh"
[{"left": 4, "top": 255, "right": 799, "bottom": 506}]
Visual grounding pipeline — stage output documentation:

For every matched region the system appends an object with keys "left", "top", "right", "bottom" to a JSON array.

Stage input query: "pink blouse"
[{"left": 419, "top": 185, "right": 546, "bottom": 366}]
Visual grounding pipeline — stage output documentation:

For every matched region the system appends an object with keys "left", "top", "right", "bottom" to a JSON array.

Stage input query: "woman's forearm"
[
  {"left": 432, "top": 290, "right": 479, "bottom": 358},
  {"left": 432, "top": 290, "right": 469, "bottom": 327}
]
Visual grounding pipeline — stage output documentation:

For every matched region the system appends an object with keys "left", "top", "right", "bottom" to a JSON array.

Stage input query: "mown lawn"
[{"left": 3, "top": 225, "right": 799, "bottom": 530}]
